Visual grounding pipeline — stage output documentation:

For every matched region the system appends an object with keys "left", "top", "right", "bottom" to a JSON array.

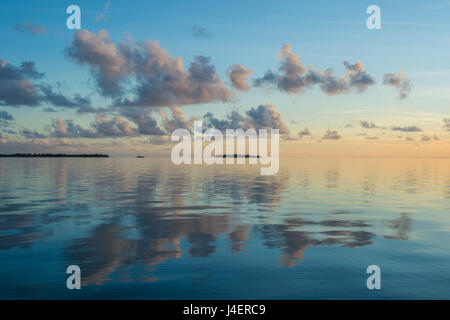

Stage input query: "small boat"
[{"left": 136, "top": 155, "right": 145, "bottom": 158}]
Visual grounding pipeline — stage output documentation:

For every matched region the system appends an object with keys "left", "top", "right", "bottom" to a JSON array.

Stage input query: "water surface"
[{"left": 0, "top": 158, "right": 449, "bottom": 299}]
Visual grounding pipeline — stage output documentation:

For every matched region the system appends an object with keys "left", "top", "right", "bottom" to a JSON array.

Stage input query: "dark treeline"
[
  {"left": 218, "top": 154, "right": 261, "bottom": 158},
  {"left": 0, "top": 153, "right": 109, "bottom": 158}
]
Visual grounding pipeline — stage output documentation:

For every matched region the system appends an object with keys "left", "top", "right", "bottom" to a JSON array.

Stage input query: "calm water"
[{"left": 0, "top": 158, "right": 449, "bottom": 299}]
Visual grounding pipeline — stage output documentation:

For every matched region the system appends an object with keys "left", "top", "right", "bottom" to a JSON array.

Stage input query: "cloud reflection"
[{"left": 1, "top": 158, "right": 447, "bottom": 287}]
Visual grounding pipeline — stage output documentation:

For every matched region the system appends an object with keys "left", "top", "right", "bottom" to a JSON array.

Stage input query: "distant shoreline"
[
  {"left": 216, "top": 154, "right": 261, "bottom": 158},
  {"left": 0, "top": 153, "right": 109, "bottom": 158}
]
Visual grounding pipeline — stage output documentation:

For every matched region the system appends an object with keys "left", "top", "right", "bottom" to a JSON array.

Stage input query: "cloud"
[
  {"left": 191, "top": 25, "right": 214, "bottom": 38},
  {"left": 227, "top": 64, "right": 252, "bottom": 91},
  {"left": 254, "top": 44, "right": 375, "bottom": 95},
  {"left": 21, "top": 129, "right": 47, "bottom": 139},
  {"left": 383, "top": 68, "right": 412, "bottom": 99},
  {"left": 342, "top": 60, "right": 375, "bottom": 91},
  {"left": 360, "top": 121, "right": 377, "bottom": 128},
  {"left": 43, "top": 107, "right": 57, "bottom": 113},
  {"left": 281, "top": 134, "right": 299, "bottom": 141},
  {"left": 0, "top": 111, "right": 14, "bottom": 121},
  {"left": 391, "top": 125, "right": 423, "bottom": 132},
  {"left": 149, "top": 136, "right": 170, "bottom": 145},
  {"left": 96, "top": 2, "right": 111, "bottom": 21},
  {"left": 0, "top": 60, "right": 100, "bottom": 112},
  {"left": 203, "top": 110, "right": 245, "bottom": 131},
  {"left": 50, "top": 118, "right": 95, "bottom": 138},
  {"left": 14, "top": 23, "right": 46, "bottom": 36},
  {"left": 419, "top": 134, "right": 439, "bottom": 142},
  {"left": 202, "top": 104, "right": 289, "bottom": 134},
  {"left": 322, "top": 129, "right": 342, "bottom": 140},
  {"left": 120, "top": 107, "right": 165, "bottom": 135},
  {"left": 444, "top": 119, "right": 450, "bottom": 131},
  {"left": 0, "top": 60, "right": 43, "bottom": 106},
  {"left": 66, "top": 30, "right": 229, "bottom": 107},
  {"left": 0, "top": 136, "right": 88, "bottom": 153},
  {"left": 49, "top": 116, "right": 138, "bottom": 139},
  {"left": 91, "top": 115, "right": 138, "bottom": 137},
  {"left": 160, "top": 106, "right": 196, "bottom": 133},
  {"left": 3, "top": 130, "right": 16, "bottom": 135},
  {"left": 253, "top": 70, "right": 278, "bottom": 87},
  {"left": 298, "top": 127, "right": 312, "bottom": 137},
  {"left": 13, "top": 102, "right": 289, "bottom": 142},
  {"left": 244, "top": 104, "right": 289, "bottom": 134},
  {"left": 39, "top": 85, "right": 101, "bottom": 113},
  {"left": 65, "top": 30, "right": 126, "bottom": 97},
  {"left": 360, "top": 120, "right": 385, "bottom": 129}
]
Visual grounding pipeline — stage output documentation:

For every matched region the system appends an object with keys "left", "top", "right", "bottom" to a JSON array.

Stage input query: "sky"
[{"left": 0, "top": 0, "right": 449, "bottom": 157}]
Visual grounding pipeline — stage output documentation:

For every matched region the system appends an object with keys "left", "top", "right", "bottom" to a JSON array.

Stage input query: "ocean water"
[{"left": 0, "top": 158, "right": 449, "bottom": 299}]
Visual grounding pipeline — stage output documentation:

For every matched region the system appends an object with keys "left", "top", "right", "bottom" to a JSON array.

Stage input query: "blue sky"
[{"left": 0, "top": 0, "right": 449, "bottom": 154}]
